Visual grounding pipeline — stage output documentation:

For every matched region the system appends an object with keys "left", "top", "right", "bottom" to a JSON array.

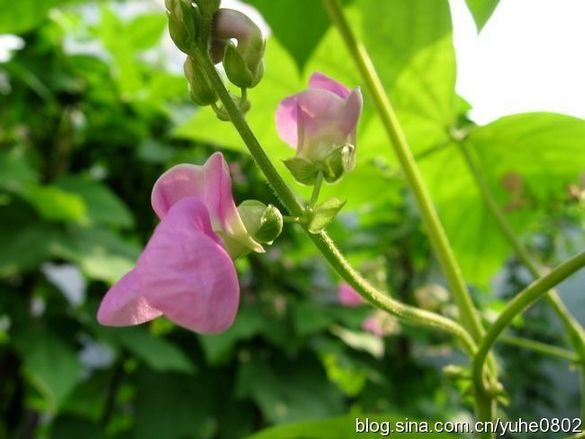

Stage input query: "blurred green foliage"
[{"left": 0, "top": 1, "right": 583, "bottom": 438}]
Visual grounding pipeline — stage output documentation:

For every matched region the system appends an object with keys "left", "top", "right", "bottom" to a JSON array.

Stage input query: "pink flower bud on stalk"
[
  {"left": 97, "top": 153, "right": 267, "bottom": 334},
  {"left": 211, "top": 9, "right": 265, "bottom": 88},
  {"left": 276, "top": 72, "right": 363, "bottom": 184}
]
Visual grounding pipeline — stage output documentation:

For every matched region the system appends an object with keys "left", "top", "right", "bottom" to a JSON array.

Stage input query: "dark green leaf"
[
  {"left": 14, "top": 328, "right": 82, "bottom": 412},
  {"left": 99, "top": 327, "right": 196, "bottom": 374},
  {"left": 236, "top": 352, "right": 344, "bottom": 424},
  {"left": 245, "top": 0, "right": 330, "bottom": 71},
  {"left": 134, "top": 368, "right": 214, "bottom": 439},
  {"left": 464, "top": 0, "right": 500, "bottom": 32}
]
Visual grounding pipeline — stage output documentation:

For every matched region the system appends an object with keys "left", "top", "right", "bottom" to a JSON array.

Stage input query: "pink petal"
[
  {"left": 309, "top": 72, "right": 351, "bottom": 99},
  {"left": 97, "top": 269, "right": 163, "bottom": 326},
  {"left": 338, "top": 282, "right": 363, "bottom": 307},
  {"left": 151, "top": 152, "right": 263, "bottom": 254},
  {"left": 137, "top": 197, "right": 240, "bottom": 333},
  {"left": 275, "top": 94, "right": 300, "bottom": 148},
  {"left": 362, "top": 317, "right": 384, "bottom": 337}
]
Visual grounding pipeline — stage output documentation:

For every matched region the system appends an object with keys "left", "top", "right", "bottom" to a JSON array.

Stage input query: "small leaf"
[
  {"left": 308, "top": 198, "right": 346, "bottom": 233},
  {"left": 284, "top": 157, "right": 319, "bottom": 185}
]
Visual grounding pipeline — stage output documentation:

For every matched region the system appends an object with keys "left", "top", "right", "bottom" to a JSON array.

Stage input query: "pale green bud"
[
  {"left": 238, "top": 200, "right": 283, "bottom": 244},
  {"left": 184, "top": 57, "right": 217, "bottom": 106}
]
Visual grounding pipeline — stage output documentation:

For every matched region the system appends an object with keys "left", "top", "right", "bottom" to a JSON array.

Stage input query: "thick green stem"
[
  {"left": 321, "top": 0, "right": 484, "bottom": 343},
  {"left": 193, "top": 46, "right": 477, "bottom": 357},
  {"left": 473, "top": 251, "right": 585, "bottom": 398}
]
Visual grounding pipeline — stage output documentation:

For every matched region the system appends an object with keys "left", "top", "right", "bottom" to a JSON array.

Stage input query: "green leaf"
[
  {"left": 0, "top": 203, "right": 62, "bottom": 277},
  {"left": 308, "top": 198, "right": 346, "bottom": 233},
  {"left": 22, "top": 184, "right": 86, "bottom": 223},
  {"left": 134, "top": 368, "right": 213, "bottom": 439},
  {"left": 56, "top": 176, "right": 134, "bottom": 228},
  {"left": 0, "top": 0, "right": 70, "bottom": 34},
  {"left": 355, "top": 0, "right": 456, "bottom": 161},
  {"left": 464, "top": 0, "right": 500, "bottom": 32},
  {"left": 99, "top": 327, "right": 196, "bottom": 374},
  {"left": 54, "top": 226, "right": 140, "bottom": 283},
  {"left": 14, "top": 328, "right": 82, "bottom": 412},
  {"left": 236, "top": 352, "right": 344, "bottom": 424},
  {"left": 199, "top": 305, "right": 265, "bottom": 365},
  {"left": 126, "top": 13, "right": 167, "bottom": 50},
  {"left": 248, "top": 414, "right": 463, "bottom": 439},
  {"left": 245, "top": 0, "right": 331, "bottom": 71},
  {"left": 0, "top": 147, "right": 38, "bottom": 191},
  {"left": 420, "top": 113, "right": 585, "bottom": 286}
]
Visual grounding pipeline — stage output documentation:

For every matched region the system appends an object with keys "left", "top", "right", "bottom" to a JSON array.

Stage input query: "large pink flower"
[
  {"left": 97, "top": 152, "right": 260, "bottom": 334},
  {"left": 275, "top": 72, "right": 362, "bottom": 165}
]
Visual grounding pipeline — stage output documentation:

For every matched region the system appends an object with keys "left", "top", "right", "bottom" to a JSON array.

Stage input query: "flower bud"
[
  {"left": 165, "top": 0, "right": 199, "bottom": 55},
  {"left": 212, "top": 9, "right": 265, "bottom": 88},
  {"left": 237, "top": 200, "right": 283, "bottom": 245},
  {"left": 276, "top": 73, "right": 362, "bottom": 185},
  {"left": 184, "top": 56, "right": 217, "bottom": 106}
]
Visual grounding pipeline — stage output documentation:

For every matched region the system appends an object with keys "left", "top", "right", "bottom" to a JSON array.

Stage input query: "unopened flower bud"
[
  {"left": 237, "top": 200, "right": 283, "bottom": 244},
  {"left": 184, "top": 56, "right": 217, "bottom": 106},
  {"left": 212, "top": 9, "right": 265, "bottom": 88},
  {"left": 165, "top": 0, "right": 199, "bottom": 55}
]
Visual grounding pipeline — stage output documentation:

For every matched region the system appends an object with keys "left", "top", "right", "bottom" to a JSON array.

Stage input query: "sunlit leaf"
[
  {"left": 464, "top": 0, "right": 500, "bottom": 32},
  {"left": 0, "top": 0, "right": 70, "bottom": 34}
]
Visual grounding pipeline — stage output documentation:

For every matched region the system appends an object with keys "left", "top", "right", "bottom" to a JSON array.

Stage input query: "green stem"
[
  {"left": 321, "top": 0, "right": 484, "bottom": 343},
  {"left": 194, "top": 46, "right": 477, "bottom": 358},
  {"left": 457, "top": 141, "right": 585, "bottom": 362},
  {"left": 500, "top": 335, "right": 579, "bottom": 363},
  {"left": 473, "top": 251, "right": 585, "bottom": 397},
  {"left": 310, "top": 171, "right": 324, "bottom": 207}
]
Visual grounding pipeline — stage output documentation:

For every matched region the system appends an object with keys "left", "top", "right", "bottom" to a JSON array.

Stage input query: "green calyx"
[
  {"left": 238, "top": 200, "right": 283, "bottom": 244},
  {"left": 183, "top": 57, "right": 217, "bottom": 106},
  {"left": 284, "top": 144, "right": 356, "bottom": 185}
]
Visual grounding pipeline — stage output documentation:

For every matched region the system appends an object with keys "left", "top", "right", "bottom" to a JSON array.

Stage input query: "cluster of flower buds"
[{"left": 165, "top": 0, "right": 265, "bottom": 107}]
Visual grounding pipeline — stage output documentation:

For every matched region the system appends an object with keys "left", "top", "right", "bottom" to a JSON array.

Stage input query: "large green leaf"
[
  {"left": 14, "top": 328, "right": 82, "bottom": 412},
  {"left": 244, "top": 0, "right": 331, "bottom": 71},
  {"left": 355, "top": 0, "right": 456, "bottom": 161},
  {"left": 464, "top": 0, "right": 500, "bottom": 32},
  {"left": 420, "top": 113, "right": 585, "bottom": 286},
  {"left": 248, "top": 414, "right": 463, "bottom": 438},
  {"left": 0, "top": 0, "right": 70, "bottom": 34}
]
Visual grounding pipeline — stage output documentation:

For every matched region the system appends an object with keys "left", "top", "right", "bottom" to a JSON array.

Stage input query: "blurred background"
[{"left": 1, "top": 0, "right": 584, "bottom": 438}]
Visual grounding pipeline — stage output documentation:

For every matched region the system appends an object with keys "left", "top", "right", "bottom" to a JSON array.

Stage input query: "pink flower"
[
  {"left": 338, "top": 282, "right": 364, "bottom": 307},
  {"left": 276, "top": 72, "right": 362, "bottom": 169},
  {"left": 97, "top": 153, "right": 261, "bottom": 334}
]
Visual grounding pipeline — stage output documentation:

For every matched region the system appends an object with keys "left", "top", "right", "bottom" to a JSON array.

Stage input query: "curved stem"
[
  {"left": 194, "top": 46, "right": 477, "bottom": 357},
  {"left": 458, "top": 141, "right": 585, "bottom": 360},
  {"left": 500, "top": 335, "right": 579, "bottom": 363},
  {"left": 321, "top": 0, "right": 484, "bottom": 343},
  {"left": 473, "top": 251, "right": 585, "bottom": 397}
]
